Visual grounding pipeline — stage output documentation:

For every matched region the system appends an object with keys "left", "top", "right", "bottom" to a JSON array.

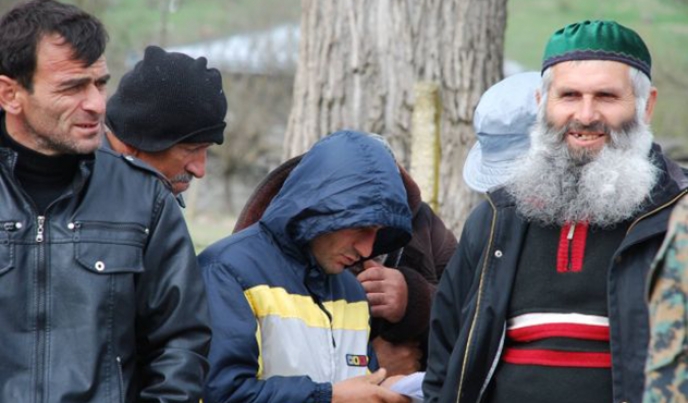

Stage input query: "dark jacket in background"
[
  {"left": 0, "top": 133, "right": 211, "bottom": 402},
  {"left": 424, "top": 146, "right": 688, "bottom": 403}
]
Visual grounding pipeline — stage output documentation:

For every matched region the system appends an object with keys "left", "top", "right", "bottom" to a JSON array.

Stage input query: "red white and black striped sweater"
[{"left": 486, "top": 221, "right": 629, "bottom": 403}]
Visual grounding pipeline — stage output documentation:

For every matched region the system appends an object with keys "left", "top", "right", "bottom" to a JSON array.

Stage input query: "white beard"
[{"left": 505, "top": 108, "right": 659, "bottom": 227}]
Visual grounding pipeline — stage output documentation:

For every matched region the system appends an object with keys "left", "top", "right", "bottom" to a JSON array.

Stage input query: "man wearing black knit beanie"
[{"left": 105, "top": 45, "right": 227, "bottom": 195}]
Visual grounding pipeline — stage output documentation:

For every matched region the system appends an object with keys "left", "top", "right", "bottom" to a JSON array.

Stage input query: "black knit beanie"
[{"left": 106, "top": 45, "right": 227, "bottom": 152}]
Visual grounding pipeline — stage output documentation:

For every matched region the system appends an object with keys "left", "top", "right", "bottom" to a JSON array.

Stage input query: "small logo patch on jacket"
[{"left": 346, "top": 354, "right": 368, "bottom": 367}]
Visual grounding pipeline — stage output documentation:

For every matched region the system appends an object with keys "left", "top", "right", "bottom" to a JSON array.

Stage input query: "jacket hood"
[
  {"left": 233, "top": 155, "right": 422, "bottom": 235},
  {"left": 259, "top": 130, "right": 413, "bottom": 261}
]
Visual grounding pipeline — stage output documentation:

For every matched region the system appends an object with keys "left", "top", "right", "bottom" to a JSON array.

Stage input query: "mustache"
[
  {"left": 169, "top": 173, "right": 193, "bottom": 184},
  {"left": 565, "top": 120, "right": 610, "bottom": 134},
  {"left": 546, "top": 120, "right": 611, "bottom": 138},
  {"left": 544, "top": 116, "right": 640, "bottom": 150}
]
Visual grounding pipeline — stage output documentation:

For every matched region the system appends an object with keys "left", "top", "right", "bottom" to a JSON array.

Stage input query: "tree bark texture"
[{"left": 284, "top": 0, "right": 507, "bottom": 235}]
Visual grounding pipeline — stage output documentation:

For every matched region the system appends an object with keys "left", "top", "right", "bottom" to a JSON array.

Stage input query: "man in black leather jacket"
[{"left": 0, "top": 1, "right": 211, "bottom": 401}]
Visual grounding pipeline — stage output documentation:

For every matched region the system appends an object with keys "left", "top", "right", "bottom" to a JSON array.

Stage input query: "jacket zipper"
[
  {"left": 626, "top": 190, "right": 688, "bottom": 235},
  {"left": 30, "top": 193, "right": 77, "bottom": 402},
  {"left": 303, "top": 269, "right": 338, "bottom": 381},
  {"left": 71, "top": 220, "right": 149, "bottom": 234},
  {"left": 36, "top": 216, "right": 45, "bottom": 243},
  {"left": 34, "top": 215, "right": 48, "bottom": 403},
  {"left": 322, "top": 303, "right": 336, "bottom": 348},
  {"left": 313, "top": 299, "right": 337, "bottom": 381},
  {"left": 456, "top": 197, "right": 498, "bottom": 403},
  {"left": 477, "top": 326, "right": 506, "bottom": 402},
  {"left": 116, "top": 356, "right": 125, "bottom": 403},
  {"left": 2, "top": 152, "right": 79, "bottom": 402},
  {"left": 633, "top": 189, "right": 688, "bottom": 302},
  {"left": 567, "top": 223, "right": 575, "bottom": 271}
]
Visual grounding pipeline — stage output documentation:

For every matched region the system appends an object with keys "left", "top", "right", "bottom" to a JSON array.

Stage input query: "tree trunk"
[
  {"left": 437, "top": 0, "right": 507, "bottom": 234},
  {"left": 285, "top": 0, "right": 507, "bottom": 235}
]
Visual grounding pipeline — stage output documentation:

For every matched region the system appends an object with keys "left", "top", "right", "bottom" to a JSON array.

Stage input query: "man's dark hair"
[{"left": 0, "top": 0, "right": 108, "bottom": 91}]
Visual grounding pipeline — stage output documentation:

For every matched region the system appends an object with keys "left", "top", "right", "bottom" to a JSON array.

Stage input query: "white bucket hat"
[{"left": 463, "top": 71, "right": 541, "bottom": 193}]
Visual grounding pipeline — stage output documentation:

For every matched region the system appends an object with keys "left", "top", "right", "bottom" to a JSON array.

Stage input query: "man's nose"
[
  {"left": 353, "top": 227, "right": 379, "bottom": 259},
  {"left": 574, "top": 97, "right": 600, "bottom": 126},
  {"left": 186, "top": 149, "right": 208, "bottom": 179},
  {"left": 82, "top": 84, "right": 106, "bottom": 115}
]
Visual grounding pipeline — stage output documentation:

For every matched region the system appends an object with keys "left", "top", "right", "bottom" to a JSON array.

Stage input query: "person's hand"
[
  {"left": 380, "top": 374, "right": 407, "bottom": 389},
  {"left": 357, "top": 260, "right": 408, "bottom": 323},
  {"left": 372, "top": 337, "right": 422, "bottom": 376},
  {"left": 332, "top": 369, "right": 411, "bottom": 403}
]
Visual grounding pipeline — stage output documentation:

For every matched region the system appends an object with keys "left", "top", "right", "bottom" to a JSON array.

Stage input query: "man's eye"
[
  {"left": 598, "top": 93, "right": 618, "bottom": 99},
  {"left": 61, "top": 85, "right": 82, "bottom": 93}
]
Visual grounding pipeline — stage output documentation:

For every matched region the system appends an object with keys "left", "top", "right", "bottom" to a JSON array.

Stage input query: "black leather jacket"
[
  {"left": 424, "top": 147, "right": 688, "bottom": 403},
  {"left": 0, "top": 142, "right": 211, "bottom": 402}
]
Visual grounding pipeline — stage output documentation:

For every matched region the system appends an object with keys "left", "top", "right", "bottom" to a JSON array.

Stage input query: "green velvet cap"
[{"left": 542, "top": 20, "right": 651, "bottom": 79}]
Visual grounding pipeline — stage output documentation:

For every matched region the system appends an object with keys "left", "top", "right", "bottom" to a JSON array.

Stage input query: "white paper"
[{"left": 388, "top": 371, "right": 424, "bottom": 403}]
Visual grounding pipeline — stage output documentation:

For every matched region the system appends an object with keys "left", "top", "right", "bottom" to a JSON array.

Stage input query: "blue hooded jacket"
[{"left": 200, "top": 130, "right": 413, "bottom": 403}]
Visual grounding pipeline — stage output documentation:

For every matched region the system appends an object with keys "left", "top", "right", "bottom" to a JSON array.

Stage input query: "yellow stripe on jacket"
[
  {"left": 243, "top": 284, "right": 371, "bottom": 383},
  {"left": 245, "top": 285, "right": 369, "bottom": 330}
]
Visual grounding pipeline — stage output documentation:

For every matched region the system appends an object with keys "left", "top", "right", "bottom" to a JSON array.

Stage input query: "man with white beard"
[{"left": 423, "top": 20, "right": 688, "bottom": 403}]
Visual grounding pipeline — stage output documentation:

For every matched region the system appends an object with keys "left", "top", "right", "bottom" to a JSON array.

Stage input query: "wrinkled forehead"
[
  {"left": 548, "top": 60, "right": 632, "bottom": 94},
  {"left": 35, "top": 34, "right": 108, "bottom": 80}
]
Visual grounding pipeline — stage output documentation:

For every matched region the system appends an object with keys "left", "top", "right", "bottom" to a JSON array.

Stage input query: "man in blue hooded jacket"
[{"left": 200, "top": 130, "right": 414, "bottom": 403}]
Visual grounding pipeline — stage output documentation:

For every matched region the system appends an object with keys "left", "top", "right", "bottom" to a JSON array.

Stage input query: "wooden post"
[{"left": 410, "top": 81, "right": 441, "bottom": 212}]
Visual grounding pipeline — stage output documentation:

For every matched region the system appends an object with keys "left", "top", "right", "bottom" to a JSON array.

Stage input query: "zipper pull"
[
  {"left": 36, "top": 216, "right": 45, "bottom": 243},
  {"left": 567, "top": 222, "right": 576, "bottom": 240}
]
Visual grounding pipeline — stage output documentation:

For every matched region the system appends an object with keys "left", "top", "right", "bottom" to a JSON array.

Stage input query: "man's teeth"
[{"left": 573, "top": 133, "right": 602, "bottom": 141}]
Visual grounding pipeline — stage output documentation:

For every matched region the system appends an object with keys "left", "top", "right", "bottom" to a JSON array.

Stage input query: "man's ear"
[
  {"left": 643, "top": 87, "right": 658, "bottom": 124},
  {"left": 127, "top": 146, "right": 141, "bottom": 157},
  {"left": 535, "top": 89, "right": 542, "bottom": 106},
  {"left": 105, "top": 130, "right": 141, "bottom": 156},
  {"left": 0, "top": 75, "right": 23, "bottom": 114}
]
